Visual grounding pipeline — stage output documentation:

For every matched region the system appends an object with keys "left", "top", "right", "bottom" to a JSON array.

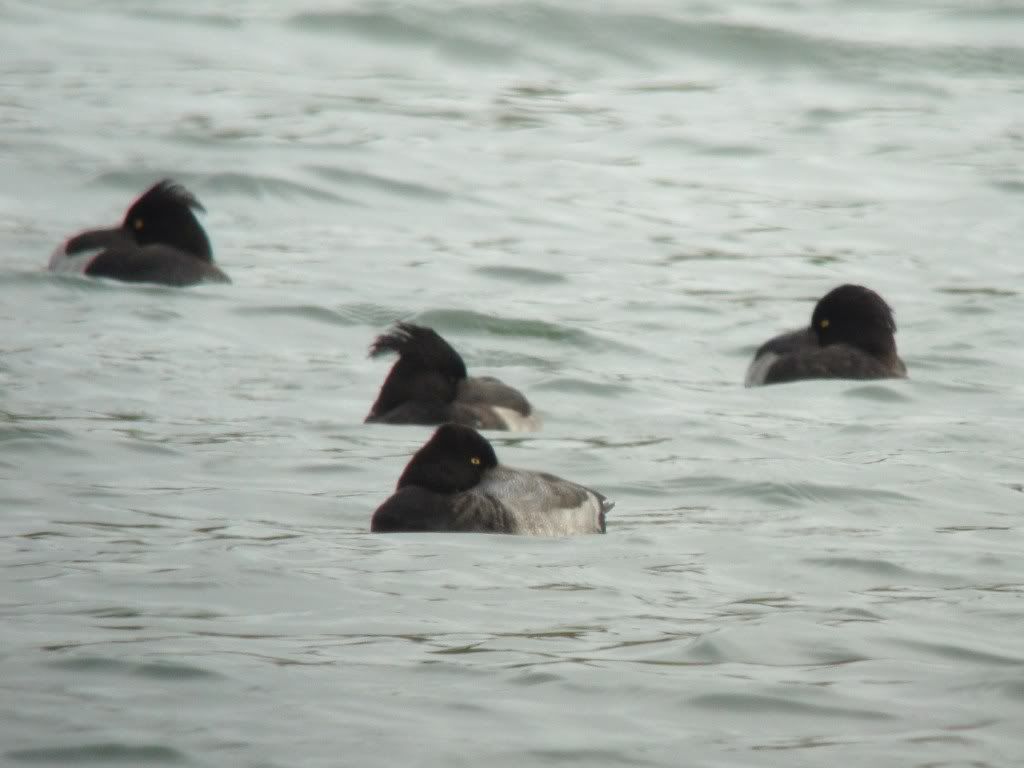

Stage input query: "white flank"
[
  {"left": 490, "top": 406, "right": 542, "bottom": 433},
  {"left": 48, "top": 242, "right": 103, "bottom": 274},
  {"left": 744, "top": 351, "right": 780, "bottom": 388}
]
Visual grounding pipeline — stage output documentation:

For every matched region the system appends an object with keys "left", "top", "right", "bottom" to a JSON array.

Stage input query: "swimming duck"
[
  {"left": 365, "top": 323, "right": 539, "bottom": 431},
  {"left": 371, "top": 423, "right": 611, "bottom": 534},
  {"left": 49, "top": 179, "right": 229, "bottom": 287},
  {"left": 745, "top": 284, "right": 907, "bottom": 386}
]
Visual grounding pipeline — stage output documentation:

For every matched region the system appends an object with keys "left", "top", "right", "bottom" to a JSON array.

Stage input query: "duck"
[
  {"left": 364, "top": 323, "right": 539, "bottom": 431},
  {"left": 371, "top": 423, "right": 611, "bottom": 535},
  {"left": 49, "top": 179, "right": 230, "bottom": 287},
  {"left": 745, "top": 284, "right": 908, "bottom": 386}
]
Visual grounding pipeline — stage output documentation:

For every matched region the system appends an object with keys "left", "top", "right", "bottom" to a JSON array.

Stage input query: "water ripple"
[{"left": 5, "top": 743, "right": 187, "bottom": 764}]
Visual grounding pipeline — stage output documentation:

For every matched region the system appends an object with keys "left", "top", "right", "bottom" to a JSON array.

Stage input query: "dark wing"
[
  {"left": 762, "top": 344, "right": 900, "bottom": 385},
  {"left": 85, "top": 245, "right": 229, "bottom": 286}
]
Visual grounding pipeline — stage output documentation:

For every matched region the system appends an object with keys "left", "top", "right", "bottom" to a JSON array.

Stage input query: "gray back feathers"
[{"left": 473, "top": 467, "right": 609, "bottom": 535}]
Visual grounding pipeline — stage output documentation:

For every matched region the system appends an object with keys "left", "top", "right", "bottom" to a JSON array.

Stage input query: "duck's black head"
[
  {"left": 396, "top": 423, "right": 499, "bottom": 494},
  {"left": 366, "top": 324, "right": 469, "bottom": 421},
  {"left": 811, "top": 284, "right": 898, "bottom": 362},
  {"left": 123, "top": 180, "right": 212, "bottom": 261}
]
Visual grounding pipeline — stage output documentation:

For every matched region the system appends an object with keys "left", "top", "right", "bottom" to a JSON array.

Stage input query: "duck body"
[
  {"left": 745, "top": 285, "right": 907, "bottom": 386},
  {"left": 365, "top": 324, "right": 538, "bottom": 431},
  {"left": 371, "top": 424, "right": 610, "bottom": 535}
]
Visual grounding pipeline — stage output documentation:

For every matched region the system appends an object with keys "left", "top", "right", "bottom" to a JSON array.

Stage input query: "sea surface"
[{"left": 1, "top": 1, "right": 1023, "bottom": 766}]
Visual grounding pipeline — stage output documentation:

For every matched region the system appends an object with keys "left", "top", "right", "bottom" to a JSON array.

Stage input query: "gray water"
[{"left": 2, "top": 1, "right": 1023, "bottom": 766}]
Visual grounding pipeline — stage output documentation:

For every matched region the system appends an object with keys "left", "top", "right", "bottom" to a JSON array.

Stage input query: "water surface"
[{"left": 1, "top": 1, "right": 1023, "bottom": 766}]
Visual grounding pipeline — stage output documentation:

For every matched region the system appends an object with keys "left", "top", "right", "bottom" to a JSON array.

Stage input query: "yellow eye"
[
  {"left": 133, "top": 218, "right": 144, "bottom": 230},
  {"left": 819, "top": 318, "right": 830, "bottom": 329},
  {"left": 470, "top": 457, "right": 481, "bottom": 465}
]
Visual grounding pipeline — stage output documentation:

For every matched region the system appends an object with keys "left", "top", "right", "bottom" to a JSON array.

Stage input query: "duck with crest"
[
  {"left": 49, "top": 179, "right": 229, "bottom": 287},
  {"left": 365, "top": 323, "right": 539, "bottom": 431}
]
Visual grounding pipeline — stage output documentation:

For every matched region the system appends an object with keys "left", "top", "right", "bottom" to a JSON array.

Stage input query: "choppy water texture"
[{"left": 2, "top": 1, "right": 1024, "bottom": 766}]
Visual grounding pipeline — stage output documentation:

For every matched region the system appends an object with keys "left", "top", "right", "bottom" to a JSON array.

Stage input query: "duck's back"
[
  {"left": 455, "top": 376, "right": 539, "bottom": 431},
  {"left": 475, "top": 467, "right": 608, "bottom": 535}
]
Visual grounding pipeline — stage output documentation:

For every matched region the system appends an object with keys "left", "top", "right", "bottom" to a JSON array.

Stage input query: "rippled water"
[{"left": 2, "top": 1, "right": 1023, "bottom": 766}]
